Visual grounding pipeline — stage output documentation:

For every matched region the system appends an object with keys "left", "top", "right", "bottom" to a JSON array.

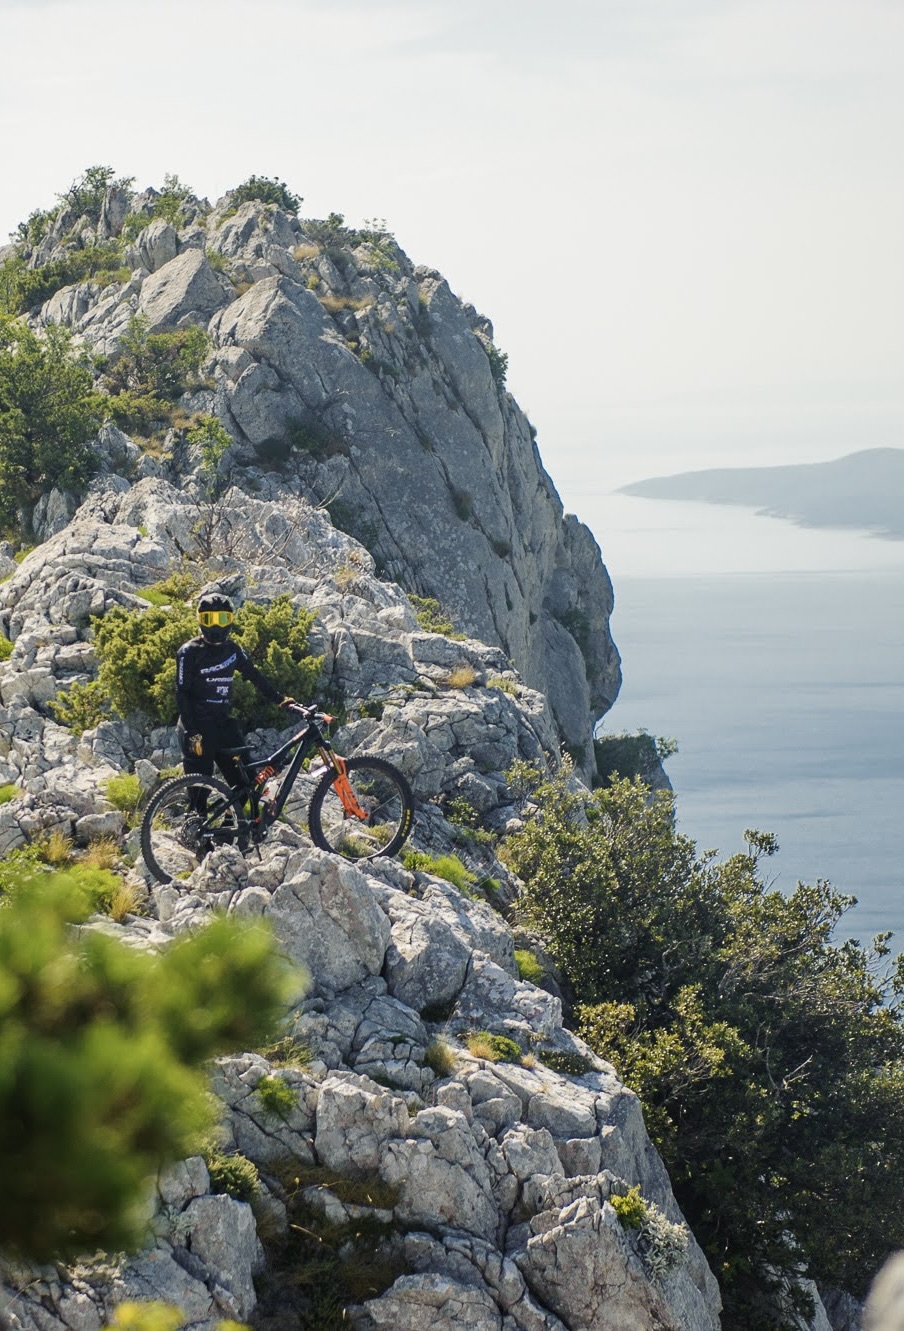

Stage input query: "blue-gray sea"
[{"left": 579, "top": 491, "right": 904, "bottom": 949}]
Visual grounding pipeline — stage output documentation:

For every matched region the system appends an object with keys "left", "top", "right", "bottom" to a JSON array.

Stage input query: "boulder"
[{"left": 137, "top": 248, "right": 228, "bottom": 331}]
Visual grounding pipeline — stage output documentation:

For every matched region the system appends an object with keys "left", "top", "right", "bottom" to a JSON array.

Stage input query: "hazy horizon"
[{"left": 3, "top": 0, "right": 902, "bottom": 508}]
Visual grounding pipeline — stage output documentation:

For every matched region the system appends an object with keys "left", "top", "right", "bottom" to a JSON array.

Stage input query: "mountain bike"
[{"left": 139, "top": 703, "right": 414, "bottom": 885}]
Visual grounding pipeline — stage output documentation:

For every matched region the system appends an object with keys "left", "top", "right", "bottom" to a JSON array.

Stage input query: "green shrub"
[
  {"left": 0, "top": 244, "right": 130, "bottom": 316},
  {"left": 464, "top": 1030, "right": 522, "bottom": 1063},
  {"left": 400, "top": 850, "right": 476, "bottom": 893},
  {"left": 229, "top": 175, "right": 301, "bottom": 216},
  {"left": 487, "top": 675, "right": 519, "bottom": 696},
  {"left": 59, "top": 165, "right": 133, "bottom": 224},
  {"left": 14, "top": 204, "right": 61, "bottom": 249},
  {"left": 610, "top": 1184, "right": 646, "bottom": 1230},
  {"left": 537, "top": 1048, "right": 596, "bottom": 1077},
  {"left": 486, "top": 343, "right": 508, "bottom": 386},
  {"left": 0, "top": 636, "right": 12, "bottom": 660},
  {"left": 256, "top": 1035, "right": 312, "bottom": 1069},
  {"left": 407, "top": 594, "right": 465, "bottom": 639},
  {"left": 66, "top": 864, "right": 123, "bottom": 915},
  {"left": 504, "top": 767, "right": 904, "bottom": 1321},
  {"left": 102, "top": 316, "right": 210, "bottom": 432},
  {"left": 103, "top": 773, "right": 142, "bottom": 815},
  {"left": 593, "top": 731, "right": 677, "bottom": 788},
  {"left": 0, "top": 870, "right": 297, "bottom": 1261},
  {"left": 514, "top": 949, "right": 544, "bottom": 985},
  {"left": 204, "top": 1149, "right": 260, "bottom": 1202},
  {"left": 0, "top": 785, "right": 18, "bottom": 805},
  {"left": 227, "top": 597, "right": 323, "bottom": 728},
  {"left": 49, "top": 680, "right": 110, "bottom": 734},
  {"left": 255, "top": 1074, "right": 297, "bottom": 1119},
  {"left": 82, "top": 594, "right": 322, "bottom": 729},
  {"left": 93, "top": 602, "right": 195, "bottom": 725},
  {"left": 139, "top": 570, "right": 200, "bottom": 607},
  {"left": 0, "top": 318, "right": 106, "bottom": 530},
  {"left": 121, "top": 174, "right": 196, "bottom": 241},
  {"left": 185, "top": 414, "right": 232, "bottom": 497}
]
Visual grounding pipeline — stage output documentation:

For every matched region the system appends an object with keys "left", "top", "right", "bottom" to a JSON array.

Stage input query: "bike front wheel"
[
  {"left": 308, "top": 757, "right": 414, "bottom": 861},
  {"left": 140, "top": 774, "right": 244, "bottom": 885}
]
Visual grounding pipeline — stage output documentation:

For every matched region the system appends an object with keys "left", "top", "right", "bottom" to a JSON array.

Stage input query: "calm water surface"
[{"left": 574, "top": 492, "right": 904, "bottom": 946}]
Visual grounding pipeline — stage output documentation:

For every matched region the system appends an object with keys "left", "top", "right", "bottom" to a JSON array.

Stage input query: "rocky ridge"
[
  {"left": 0, "top": 473, "right": 720, "bottom": 1331},
  {"left": 13, "top": 180, "right": 621, "bottom": 763}
]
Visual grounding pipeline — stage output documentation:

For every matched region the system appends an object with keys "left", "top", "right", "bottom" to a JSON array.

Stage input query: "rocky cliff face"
[
  {"left": 0, "top": 471, "right": 718, "bottom": 1331},
  {"left": 17, "top": 182, "right": 620, "bottom": 760}
]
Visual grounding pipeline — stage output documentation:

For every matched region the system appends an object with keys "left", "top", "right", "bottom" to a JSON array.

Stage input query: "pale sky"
[{"left": 2, "top": 0, "right": 903, "bottom": 499}]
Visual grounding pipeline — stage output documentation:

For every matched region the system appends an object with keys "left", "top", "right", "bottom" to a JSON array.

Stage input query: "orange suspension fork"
[{"left": 320, "top": 750, "right": 368, "bottom": 821}]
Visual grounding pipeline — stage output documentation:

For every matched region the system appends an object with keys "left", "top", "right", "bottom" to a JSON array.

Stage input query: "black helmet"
[{"left": 197, "top": 592, "right": 234, "bottom": 645}]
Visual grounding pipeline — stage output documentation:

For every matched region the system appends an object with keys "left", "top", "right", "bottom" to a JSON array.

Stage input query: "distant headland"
[{"left": 619, "top": 447, "right": 904, "bottom": 539}]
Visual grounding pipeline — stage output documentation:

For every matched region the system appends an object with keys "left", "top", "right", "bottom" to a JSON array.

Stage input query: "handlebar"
[{"left": 286, "top": 702, "right": 333, "bottom": 725}]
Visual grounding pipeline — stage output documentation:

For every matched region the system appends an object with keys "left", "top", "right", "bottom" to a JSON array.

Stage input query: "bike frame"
[{"left": 230, "top": 711, "right": 369, "bottom": 829}]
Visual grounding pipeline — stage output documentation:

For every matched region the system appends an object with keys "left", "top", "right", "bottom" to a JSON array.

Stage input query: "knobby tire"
[
  {"left": 307, "top": 756, "right": 413, "bottom": 861},
  {"left": 140, "top": 774, "right": 243, "bottom": 885}
]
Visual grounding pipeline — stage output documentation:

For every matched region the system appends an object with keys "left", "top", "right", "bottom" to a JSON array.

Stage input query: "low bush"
[
  {"left": 255, "top": 1034, "right": 312, "bottom": 1070},
  {"left": 537, "top": 1047, "right": 596, "bottom": 1077},
  {"left": 138, "top": 570, "right": 199, "bottom": 607},
  {"left": 0, "top": 317, "right": 106, "bottom": 532},
  {"left": 229, "top": 176, "right": 301, "bottom": 216},
  {"left": 101, "top": 316, "right": 210, "bottom": 435},
  {"left": 504, "top": 766, "right": 904, "bottom": 1321},
  {"left": 103, "top": 773, "right": 143, "bottom": 816},
  {"left": 0, "top": 785, "right": 18, "bottom": 805},
  {"left": 593, "top": 730, "right": 677, "bottom": 787},
  {"left": 79, "top": 594, "right": 322, "bottom": 730},
  {"left": 0, "top": 244, "right": 130, "bottom": 316},
  {"left": 407, "top": 594, "right": 465, "bottom": 639},
  {"left": 610, "top": 1183, "right": 646, "bottom": 1230},
  {"left": 487, "top": 674, "right": 519, "bottom": 696},
  {"left": 400, "top": 849, "right": 476, "bottom": 893},
  {"left": 514, "top": 949, "right": 544, "bottom": 985},
  {"left": 463, "top": 1031, "right": 522, "bottom": 1064},
  {"left": 121, "top": 174, "right": 196, "bottom": 241},
  {"left": 254, "top": 1074, "right": 298, "bottom": 1120},
  {"left": 49, "top": 680, "right": 109, "bottom": 734},
  {"left": 0, "top": 868, "right": 295, "bottom": 1261},
  {"left": 204, "top": 1149, "right": 260, "bottom": 1202}
]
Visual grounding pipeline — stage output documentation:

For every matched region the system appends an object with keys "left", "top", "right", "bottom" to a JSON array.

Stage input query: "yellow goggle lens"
[{"left": 198, "top": 610, "right": 234, "bottom": 627}]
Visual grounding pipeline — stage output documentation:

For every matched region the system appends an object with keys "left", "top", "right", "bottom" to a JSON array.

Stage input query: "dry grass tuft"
[
  {"left": 38, "top": 829, "right": 74, "bottom": 866},
  {"left": 109, "top": 881, "right": 141, "bottom": 922},
  {"left": 424, "top": 1039, "right": 457, "bottom": 1079},
  {"left": 82, "top": 836, "right": 121, "bottom": 870},
  {"left": 442, "top": 665, "right": 478, "bottom": 690}
]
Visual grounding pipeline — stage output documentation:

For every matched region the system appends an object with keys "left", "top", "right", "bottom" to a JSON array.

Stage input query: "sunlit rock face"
[{"left": 27, "top": 187, "right": 620, "bottom": 760}]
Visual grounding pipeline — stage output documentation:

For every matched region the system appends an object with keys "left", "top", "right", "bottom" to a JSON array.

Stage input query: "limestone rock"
[{"left": 137, "top": 247, "right": 229, "bottom": 331}]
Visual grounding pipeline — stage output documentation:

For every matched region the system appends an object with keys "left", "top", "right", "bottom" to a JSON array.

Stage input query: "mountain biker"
[{"left": 176, "top": 591, "right": 294, "bottom": 789}]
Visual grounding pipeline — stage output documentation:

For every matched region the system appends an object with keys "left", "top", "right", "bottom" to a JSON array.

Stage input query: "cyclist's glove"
[
  {"left": 279, "top": 696, "right": 296, "bottom": 709},
  {"left": 188, "top": 733, "right": 204, "bottom": 756}
]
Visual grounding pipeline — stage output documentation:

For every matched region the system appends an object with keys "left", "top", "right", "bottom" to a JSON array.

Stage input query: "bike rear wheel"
[
  {"left": 140, "top": 774, "right": 244, "bottom": 885},
  {"left": 308, "top": 757, "right": 413, "bottom": 861}
]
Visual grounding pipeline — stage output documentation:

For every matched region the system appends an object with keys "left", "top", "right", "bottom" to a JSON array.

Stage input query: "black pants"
[{"left": 177, "top": 716, "right": 247, "bottom": 790}]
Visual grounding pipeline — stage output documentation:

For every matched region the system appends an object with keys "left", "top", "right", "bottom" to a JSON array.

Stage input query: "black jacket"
[{"left": 175, "top": 636, "right": 282, "bottom": 731}]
